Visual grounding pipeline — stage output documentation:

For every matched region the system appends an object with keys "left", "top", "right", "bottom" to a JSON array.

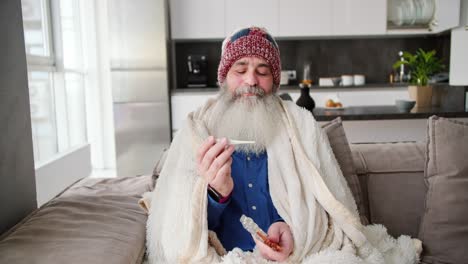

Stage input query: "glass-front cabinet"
[{"left": 387, "top": 0, "right": 461, "bottom": 34}]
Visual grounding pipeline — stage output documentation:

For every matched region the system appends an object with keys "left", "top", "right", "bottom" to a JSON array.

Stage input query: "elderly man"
[
  {"left": 199, "top": 27, "right": 293, "bottom": 261},
  {"left": 145, "top": 27, "right": 421, "bottom": 264}
]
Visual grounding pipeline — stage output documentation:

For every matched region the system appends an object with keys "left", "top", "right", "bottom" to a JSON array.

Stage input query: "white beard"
[{"left": 206, "top": 85, "right": 283, "bottom": 155}]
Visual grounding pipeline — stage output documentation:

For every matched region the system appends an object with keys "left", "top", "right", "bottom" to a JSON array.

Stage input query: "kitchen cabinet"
[
  {"left": 450, "top": 0, "right": 468, "bottom": 86},
  {"left": 225, "top": 0, "right": 279, "bottom": 36},
  {"left": 278, "top": 0, "right": 333, "bottom": 37},
  {"left": 278, "top": 0, "right": 385, "bottom": 37},
  {"left": 332, "top": 0, "right": 386, "bottom": 36},
  {"left": 386, "top": 0, "right": 460, "bottom": 35},
  {"left": 431, "top": 0, "right": 461, "bottom": 33},
  {"left": 171, "top": 92, "right": 217, "bottom": 132},
  {"left": 171, "top": 0, "right": 460, "bottom": 39},
  {"left": 170, "top": 0, "right": 225, "bottom": 39}
]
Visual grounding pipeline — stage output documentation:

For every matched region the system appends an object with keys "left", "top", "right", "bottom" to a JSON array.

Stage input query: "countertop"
[
  {"left": 172, "top": 83, "right": 408, "bottom": 94},
  {"left": 171, "top": 84, "right": 467, "bottom": 121},
  {"left": 313, "top": 105, "right": 468, "bottom": 121}
]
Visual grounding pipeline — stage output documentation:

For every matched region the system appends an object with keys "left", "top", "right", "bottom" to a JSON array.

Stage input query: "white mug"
[
  {"left": 341, "top": 75, "right": 353, "bottom": 86},
  {"left": 354, "top": 74, "right": 365, "bottom": 86}
]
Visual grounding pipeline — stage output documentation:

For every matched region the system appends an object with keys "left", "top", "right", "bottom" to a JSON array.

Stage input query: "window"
[
  {"left": 21, "top": 0, "right": 88, "bottom": 164},
  {"left": 21, "top": 0, "right": 52, "bottom": 57}
]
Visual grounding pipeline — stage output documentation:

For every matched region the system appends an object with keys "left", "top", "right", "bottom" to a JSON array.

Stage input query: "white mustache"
[{"left": 234, "top": 86, "right": 266, "bottom": 98}]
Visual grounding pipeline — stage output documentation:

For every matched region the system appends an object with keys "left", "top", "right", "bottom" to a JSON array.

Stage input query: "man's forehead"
[{"left": 233, "top": 57, "right": 270, "bottom": 67}]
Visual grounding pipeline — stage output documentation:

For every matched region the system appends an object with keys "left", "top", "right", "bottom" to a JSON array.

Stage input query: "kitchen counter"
[
  {"left": 279, "top": 83, "right": 408, "bottom": 91},
  {"left": 313, "top": 105, "right": 468, "bottom": 121},
  {"left": 172, "top": 83, "right": 408, "bottom": 93},
  {"left": 170, "top": 84, "right": 467, "bottom": 135}
]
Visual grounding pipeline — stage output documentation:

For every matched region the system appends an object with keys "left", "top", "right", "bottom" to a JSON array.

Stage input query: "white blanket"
[{"left": 146, "top": 98, "right": 421, "bottom": 263}]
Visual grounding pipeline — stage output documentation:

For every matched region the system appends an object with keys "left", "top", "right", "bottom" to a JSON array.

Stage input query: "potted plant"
[{"left": 393, "top": 49, "right": 445, "bottom": 108}]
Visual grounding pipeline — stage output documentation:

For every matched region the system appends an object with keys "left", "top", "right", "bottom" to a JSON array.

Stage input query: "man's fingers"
[
  {"left": 196, "top": 136, "right": 215, "bottom": 165},
  {"left": 206, "top": 145, "right": 234, "bottom": 177},
  {"left": 267, "top": 225, "right": 281, "bottom": 243},
  {"left": 200, "top": 138, "right": 229, "bottom": 172},
  {"left": 277, "top": 225, "right": 294, "bottom": 258},
  {"left": 208, "top": 158, "right": 233, "bottom": 197},
  {"left": 254, "top": 238, "right": 284, "bottom": 261},
  {"left": 258, "top": 222, "right": 294, "bottom": 262},
  {"left": 213, "top": 158, "right": 232, "bottom": 179}
]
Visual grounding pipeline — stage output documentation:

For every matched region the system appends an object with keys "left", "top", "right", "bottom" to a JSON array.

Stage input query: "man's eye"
[
  {"left": 236, "top": 70, "right": 246, "bottom": 74},
  {"left": 257, "top": 71, "right": 269, "bottom": 76}
]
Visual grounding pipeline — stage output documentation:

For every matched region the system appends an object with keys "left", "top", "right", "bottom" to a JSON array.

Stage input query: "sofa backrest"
[{"left": 350, "top": 142, "right": 427, "bottom": 239}]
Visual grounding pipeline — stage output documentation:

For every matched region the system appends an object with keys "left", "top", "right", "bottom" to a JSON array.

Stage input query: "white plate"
[
  {"left": 423, "top": 0, "right": 435, "bottom": 24},
  {"left": 414, "top": 0, "right": 422, "bottom": 24},
  {"left": 324, "top": 106, "right": 345, "bottom": 110},
  {"left": 407, "top": 0, "right": 416, "bottom": 25}
]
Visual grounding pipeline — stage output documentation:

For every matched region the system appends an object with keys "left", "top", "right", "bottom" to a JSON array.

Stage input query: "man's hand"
[
  {"left": 255, "top": 222, "right": 294, "bottom": 262},
  {"left": 196, "top": 136, "right": 235, "bottom": 197}
]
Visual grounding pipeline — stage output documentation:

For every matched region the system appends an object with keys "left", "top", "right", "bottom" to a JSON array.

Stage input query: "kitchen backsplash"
[{"left": 173, "top": 34, "right": 450, "bottom": 88}]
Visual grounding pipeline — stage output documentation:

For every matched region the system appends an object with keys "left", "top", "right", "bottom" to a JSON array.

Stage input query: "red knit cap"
[{"left": 217, "top": 27, "right": 281, "bottom": 86}]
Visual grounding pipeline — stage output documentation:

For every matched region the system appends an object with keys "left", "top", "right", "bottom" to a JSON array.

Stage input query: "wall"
[
  {"left": 174, "top": 34, "right": 451, "bottom": 88},
  {"left": 35, "top": 145, "right": 91, "bottom": 206},
  {"left": 0, "top": 0, "right": 37, "bottom": 235}
]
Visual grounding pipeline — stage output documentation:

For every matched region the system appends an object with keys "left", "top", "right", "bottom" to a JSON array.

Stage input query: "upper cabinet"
[
  {"left": 431, "top": 0, "right": 462, "bottom": 32},
  {"left": 278, "top": 0, "right": 386, "bottom": 37},
  {"left": 332, "top": 0, "right": 386, "bottom": 36},
  {"left": 225, "top": 0, "right": 279, "bottom": 36},
  {"left": 386, "top": 0, "right": 460, "bottom": 34},
  {"left": 450, "top": 0, "right": 468, "bottom": 86},
  {"left": 278, "top": 0, "right": 333, "bottom": 37},
  {"left": 170, "top": 0, "right": 460, "bottom": 39},
  {"left": 170, "top": 0, "right": 225, "bottom": 39}
]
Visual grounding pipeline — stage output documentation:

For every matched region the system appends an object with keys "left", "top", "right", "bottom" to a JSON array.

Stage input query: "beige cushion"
[
  {"left": 419, "top": 116, "right": 468, "bottom": 264},
  {"left": 351, "top": 142, "right": 427, "bottom": 238},
  {"left": 0, "top": 175, "right": 152, "bottom": 264},
  {"left": 322, "top": 117, "right": 369, "bottom": 225}
]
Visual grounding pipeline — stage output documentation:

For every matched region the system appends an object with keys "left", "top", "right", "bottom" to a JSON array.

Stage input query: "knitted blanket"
[{"left": 145, "top": 98, "right": 422, "bottom": 264}]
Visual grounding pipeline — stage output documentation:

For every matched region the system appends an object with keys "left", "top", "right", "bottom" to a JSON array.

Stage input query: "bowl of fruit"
[{"left": 325, "top": 98, "right": 344, "bottom": 110}]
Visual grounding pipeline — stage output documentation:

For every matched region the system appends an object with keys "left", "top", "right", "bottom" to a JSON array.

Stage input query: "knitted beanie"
[{"left": 217, "top": 26, "right": 281, "bottom": 86}]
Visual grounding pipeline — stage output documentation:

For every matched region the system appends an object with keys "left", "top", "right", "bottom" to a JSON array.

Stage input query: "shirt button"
[
  {"left": 252, "top": 206, "right": 257, "bottom": 210},
  {"left": 248, "top": 183, "right": 253, "bottom": 188},
  {"left": 247, "top": 156, "right": 251, "bottom": 161}
]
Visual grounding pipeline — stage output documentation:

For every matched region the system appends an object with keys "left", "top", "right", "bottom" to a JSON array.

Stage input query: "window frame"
[{"left": 23, "top": 0, "right": 89, "bottom": 164}]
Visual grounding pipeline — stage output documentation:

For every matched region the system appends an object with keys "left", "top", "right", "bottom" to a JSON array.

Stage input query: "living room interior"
[{"left": 1, "top": 0, "right": 467, "bottom": 263}]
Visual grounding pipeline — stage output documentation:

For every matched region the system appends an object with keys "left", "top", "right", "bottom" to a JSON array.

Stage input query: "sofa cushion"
[
  {"left": 0, "top": 175, "right": 152, "bottom": 264},
  {"left": 419, "top": 116, "right": 468, "bottom": 264},
  {"left": 323, "top": 117, "right": 369, "bottom": 225},
  {"left": 350, "top": 142, "right": 427, "bottom": 238}
]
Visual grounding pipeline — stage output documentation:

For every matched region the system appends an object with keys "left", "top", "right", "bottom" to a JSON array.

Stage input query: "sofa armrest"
[{"left": 0, "top": 175, "right": 152, "bottom": 264}]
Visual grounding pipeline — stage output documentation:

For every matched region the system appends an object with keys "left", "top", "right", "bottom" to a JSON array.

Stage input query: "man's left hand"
[{"left": 254, "top": 221, "right": 294, "bottom": 262}]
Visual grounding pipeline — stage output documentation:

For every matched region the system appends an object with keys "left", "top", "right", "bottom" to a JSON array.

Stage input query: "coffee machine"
[{"left": 187, "top": 55, "right": 208, "bottom": 87}]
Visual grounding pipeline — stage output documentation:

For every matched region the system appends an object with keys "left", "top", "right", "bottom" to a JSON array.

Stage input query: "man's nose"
[{"left": 243, "top": 71, "right": 258, "bottom": 87}]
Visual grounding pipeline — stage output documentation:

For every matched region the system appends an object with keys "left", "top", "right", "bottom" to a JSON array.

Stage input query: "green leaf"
[
  {"left": 393, "top": 60, "right": 408, "bottom": 70},
  {"left": 393, "top": 49, "right": 445, "bottom": 85}
]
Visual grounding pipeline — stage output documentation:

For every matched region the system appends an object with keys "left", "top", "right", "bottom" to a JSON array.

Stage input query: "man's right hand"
[{"left": 196, "top": 136, "right": 235, "bottom": 197}]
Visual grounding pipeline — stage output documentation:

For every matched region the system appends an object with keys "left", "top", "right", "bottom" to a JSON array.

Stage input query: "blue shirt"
[{"left": 207, "top": 150, "right": 282, "bottom": 251}]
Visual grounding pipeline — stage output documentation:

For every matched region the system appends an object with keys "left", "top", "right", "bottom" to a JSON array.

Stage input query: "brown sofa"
[{"left": 0, "top": 117, "right": 466, "bottom": 264}]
